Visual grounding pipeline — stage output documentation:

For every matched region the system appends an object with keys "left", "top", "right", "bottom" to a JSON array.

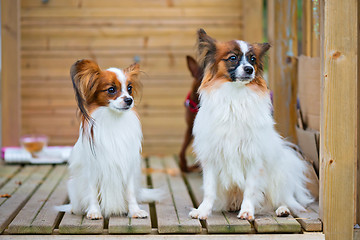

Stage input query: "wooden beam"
[
  {"left": 267, "top": 0, "right": 298, "bottom": 142},
  {"left": 319, "top": 0, "right": 358, "bottom": 239},
  {"left": 1, "top": 0, "right": 21, "bottom": 147},
  {"left": 242, "top": 0, "right": 263, "bottom": 43}
]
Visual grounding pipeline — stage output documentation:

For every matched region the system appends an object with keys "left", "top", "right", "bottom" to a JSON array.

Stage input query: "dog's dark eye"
[
  {"left": 228, "top": 55, "right": 238, "bottom": 62},
  {"left": 107, "top": 87, "right": 116, "bottom": 94},
  {"left": 250, "top": 56, "right": 256, "bottom": 63},
  {"left": 127, "top": 85, "right": 132, "bottom": 94}
]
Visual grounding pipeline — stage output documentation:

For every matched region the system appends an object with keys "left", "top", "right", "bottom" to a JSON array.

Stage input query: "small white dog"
[
  {"left": 189, "top": 29, "right": 313, "bottom": 220},
  {"left": 60, "top": 59, "right": 160, "bottom": 220}
]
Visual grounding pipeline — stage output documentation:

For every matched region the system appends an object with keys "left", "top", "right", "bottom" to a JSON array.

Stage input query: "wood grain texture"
[
  {"left": 58, "top": 213, "right": 104, "bottom": 234},
  {"left": 1, "top": 0, "right": 21, "bottom": 146},
  {"left": 7, "top": 165, "right": 67, "bottom": 234},
  {"left": 149, "top": 156, "right": 201, "bottom": 234},
  {"left": 294, "top": 202, "right": 322, "bottom": 232},
  {"left": 242, "top": 0, "right": 263, "bottom": 43},
  {"left": 185, "top": 170, "right": 252, "bottom": 233},
  {"left": 319, "top": 0, "right": 358, "bottom": 239},
  {"left": 108, "top": 160, "right": 151, "bottom": 234},
  {"left": 19, "top": 1, "right": 247, "bottom": 154},
  {"left": 108, "top": 204, "right": 151, "bottom": 234},
  {"left": 254, "top": 215, "right": 301, "bottom": 233},
  {"left": 0, "top": 165, "right": 52, "bottom": 233},
  {"left": 0, "top": 165, "right": 22, "bottom": 188},
  {"left": 267, "top": 0, "right": 298, "bottom": 142}
]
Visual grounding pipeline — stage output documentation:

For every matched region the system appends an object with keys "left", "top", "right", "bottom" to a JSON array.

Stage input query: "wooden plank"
[
  {"left": 21, "top": 8, "right": 242, "bottom": 18},
  {"left": 294, "top": 202, "right": 322, "bottom": 232},
  {"left": 7, "top": 165, "right": 67, "bottom": 234},
  {"left": 164, "top": 157, "right": 202, "bottom": 233},
  {"left": 242, "top": 0, "right": 262, "bottom": 43},
  {"left": 58, "top": 213, "right": 104, "bottom": 234},
  {"left": 0, "top": 233, "right": 326, "bottom": 240},
  {"left": 267, "top": 0, "right": 298, "bottom": 142},
  {"left": 0, "top": 165, "right": 22, "bottom": 189},
  {"left": 108, "top": 204, "right": 151, "bottom": 234},
  {"left": 0, "top": 165, "right": 52, "bottom": 233},
  {"left": 254, "top": 214, "right": 301, "bottom": 233},
  {"left": 149, "top": 156, "right": 201, "bottom": 234},
  {"left": 319, "top": 0, "right": 358, "bottom": 239},
  {"left": 1, "top": 0, "right": 21, "bottom": 146},
  {"left": 108, "top": 159, "right": 151, "bottom": 234},
  {"left": 185, "top": 170, "right": 252, "bottom": 233}
]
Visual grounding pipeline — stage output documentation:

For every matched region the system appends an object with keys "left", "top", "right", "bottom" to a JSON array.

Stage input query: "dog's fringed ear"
[
  {"left": 186, "top": 55, "right": 203, "bottom": 82},
  {"left": 252, "top": 42, "right": 271, "bottom": 74},
  {"left": 70, "top": 59, "right": 101, "bottom": 124},
  {"left": 196, "top": 28, "right": 217, "bottom": 70},
  {"left": 254, "top": 42, "right": 271, "bottom": 58},
  {"left": 124, "top": 63, "right": 143, "bottom": 100}
]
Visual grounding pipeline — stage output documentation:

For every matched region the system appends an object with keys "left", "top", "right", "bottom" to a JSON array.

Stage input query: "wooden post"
[
  {"left": 267, "top": 0, "right": 298, "bottom": 142},
  {"left": 320, "top": 0, "right": 358, "bottom": 239},
  {"left": 1, "top": 0, "right": 21, "bottom": 147},
  {"left": 302, "top": 0, "right": 321, "bottom": 57},
  {"left": 242, "top": 0, "right": 263, "bottom": 43}
]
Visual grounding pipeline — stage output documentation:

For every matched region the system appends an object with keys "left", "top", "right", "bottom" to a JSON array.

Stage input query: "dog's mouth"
[{"left": 113, "top": 106, "right": 131, "bottom": 111}]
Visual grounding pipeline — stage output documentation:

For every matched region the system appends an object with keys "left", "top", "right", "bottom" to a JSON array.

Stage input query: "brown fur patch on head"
[
  {"left": 124, "top": 63, "right": 142, "bottom": 101},
  {"left": 70, "top": 59, "right": 102, "bottom": 124},
  {"left": 196, "top": 29, "right": 271, "bottom": 94}
]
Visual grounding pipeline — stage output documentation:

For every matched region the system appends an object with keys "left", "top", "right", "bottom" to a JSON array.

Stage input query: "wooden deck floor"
[{"left": 0, "top": 156, "right": 324, "bottom": 239}]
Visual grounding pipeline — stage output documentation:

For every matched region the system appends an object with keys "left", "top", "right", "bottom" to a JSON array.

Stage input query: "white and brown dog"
[
  {"left": 58, "top": 59, "right": 161, "bottom": 220},
  {"left": 189, "top": 29, "right": 312, "bottom": 220}
]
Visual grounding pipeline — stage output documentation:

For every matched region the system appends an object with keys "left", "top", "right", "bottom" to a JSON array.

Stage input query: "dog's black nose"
[
  {"left": 244, "top": 66, "right": 253, "bottom": 74},
  {"left": 124, "top": 97, "right": 133, "bottom": 106}
]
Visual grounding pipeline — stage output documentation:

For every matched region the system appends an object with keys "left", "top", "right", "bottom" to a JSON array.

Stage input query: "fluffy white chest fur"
[
  {"left": 67, "top": 107, "right": 144, "bottom": 218},
  {"left": 191, "top": 82, "right": 312, "bottom": 219}
]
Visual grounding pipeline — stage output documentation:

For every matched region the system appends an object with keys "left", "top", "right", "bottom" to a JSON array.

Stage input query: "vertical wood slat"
[
  {"left": 242, "top": 0, "right": 263, "bottom": 43},
  {"left": 267, "top": 0, "right": 298, "bottom": 142},
  {"left": 1, "top": 0, "right": 21, "bottom": 147},
  {"left": 7, "top": 165, "right": 67, "bottom": 234},
  {"left": 319, "top": 0, "right": 358, "bottom": 239},
  {"left": 302, "top": 0, "right": 321, "bottom": 57}
]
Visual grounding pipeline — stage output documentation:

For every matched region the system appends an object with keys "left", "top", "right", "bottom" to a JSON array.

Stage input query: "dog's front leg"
[
  {"left": 86, "top": 184, "right": 103, "bottom": 220},
  {"left": 238, "top": 167, "right": 266, "bottom": 220},
  {"left": 127, "top": 174, "right": 149, "bottom": 218},
  {"left": 189, "top": 165, "right": 216, "bottom": 220}
]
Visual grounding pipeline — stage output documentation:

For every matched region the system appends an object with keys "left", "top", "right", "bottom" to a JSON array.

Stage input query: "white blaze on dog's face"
[
  {"left": 196, "top": 29, "right": 270, "bottom": 92},
  {"left": 106, "top": 67, "right": 135, "bottom": 112}
]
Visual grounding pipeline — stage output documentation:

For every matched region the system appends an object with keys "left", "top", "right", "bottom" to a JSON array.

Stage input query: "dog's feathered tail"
[
  {"left": 138, "top": 188, "right": 165, "bottom": 203},
  {"left": 54, "top": 204, "right": 72, "bottom": 213}
]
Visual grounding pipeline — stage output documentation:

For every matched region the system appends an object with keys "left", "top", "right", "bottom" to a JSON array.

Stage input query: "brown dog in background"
[{"left": 179, "top": 56, "right": 203, "bottom": 172}]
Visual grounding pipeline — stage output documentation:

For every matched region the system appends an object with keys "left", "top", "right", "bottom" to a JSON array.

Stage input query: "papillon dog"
[
  {"left": 60, "top": 59, "right": 161, "bottom": 220},
  {"left": 189, "top": 29, "right": 312, "bottom": 220},
  {"left": 179, "top": 56, "right": 203, "bottom": 172}
]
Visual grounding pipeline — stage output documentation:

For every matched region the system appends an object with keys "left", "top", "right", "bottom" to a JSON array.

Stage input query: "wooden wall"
[{"left": 18, "top": 0, "right": 262, "bottom": 155}]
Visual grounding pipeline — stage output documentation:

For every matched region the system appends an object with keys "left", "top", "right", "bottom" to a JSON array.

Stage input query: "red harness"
[{"left": 185, "top": 92, "right": 199, "bottom": 113}]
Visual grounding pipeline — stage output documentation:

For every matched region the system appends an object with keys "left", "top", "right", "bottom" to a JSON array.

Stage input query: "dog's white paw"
[
  {"left": 129, "top": 209, "right": 149, "bottom": 218},
  {"left": 275, "top": 206, "right": 290, "bottom": 217},
  {"left": 86, "top": 210, "right": 103, "bottom": 220},
  {"left": 189, "top": 208, "right": 210, "bottom": 220},
  {"left": 237, "top": 209, "right": 254, "bottom": 221}
]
